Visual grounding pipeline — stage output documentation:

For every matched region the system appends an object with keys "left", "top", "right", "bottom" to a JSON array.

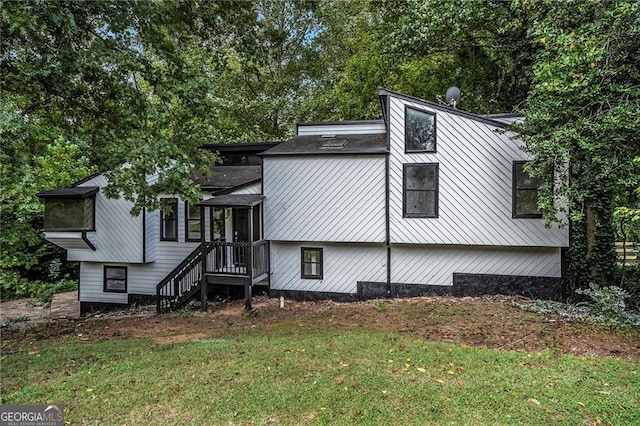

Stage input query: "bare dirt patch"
[{"left": 2, "top": 296, "right": 639, "bottom": 359}]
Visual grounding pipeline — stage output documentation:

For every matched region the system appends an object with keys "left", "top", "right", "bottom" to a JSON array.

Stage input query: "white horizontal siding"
[
  {"left": 391, "top": 245, "right": 561, "bottom": 286},
  {"left": 78, "top": 185, "right": 265, "bottom": 303},
  {"left": 78, "top": 240, "right": 201, "bottom": 303},
  {"left": 79, "top": 263, "right": 128, "bottom": 304},
  {"left": 270, "top": 242, "right": 387, "bottom": 293},
  {"left": 68, "top": 175, "right": 145, "bottom": 263},
  {"left": 298, "top": 122, "right": 386, "bottom": 136},
  {"left": 144, "top": 207, "right": 156, "bottom": 262},
  {"left": 264, "top": 156, "right": 386, "bottom": 243},
  {"left": 388, "top": 96, "right": 568, "bottom": 247}
]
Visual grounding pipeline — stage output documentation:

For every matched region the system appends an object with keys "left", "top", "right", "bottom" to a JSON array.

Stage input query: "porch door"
[{"left": 232, "top": 208, "right": 249, "bottom": 266}]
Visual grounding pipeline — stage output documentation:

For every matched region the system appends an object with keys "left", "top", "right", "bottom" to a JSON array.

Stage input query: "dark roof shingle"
[{"left": 261, "top": 133, "right": 388, "bottom": 156}]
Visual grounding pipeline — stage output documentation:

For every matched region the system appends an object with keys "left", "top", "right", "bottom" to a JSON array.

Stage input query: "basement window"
[
  {"left": 104, "top": 266, "right": 127, "bottom": 293},
  {"left": 301, "top": 248, "right": 323, "bottom": 280}
]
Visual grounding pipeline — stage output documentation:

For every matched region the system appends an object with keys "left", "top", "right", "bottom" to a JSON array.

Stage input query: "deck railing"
[
  {"left": 205, "top": 241, "right": 250, "bottom": 275},
  {"left": 157, "top": 240, "right": 270, "bottom": 313},
  {"left": 253, "top": 240, "right": 269, "bottom": 278}
]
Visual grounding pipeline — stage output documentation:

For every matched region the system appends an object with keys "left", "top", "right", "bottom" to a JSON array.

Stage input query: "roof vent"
[{"left": 320, "top": 140, "right": 347, "bottom": 149}]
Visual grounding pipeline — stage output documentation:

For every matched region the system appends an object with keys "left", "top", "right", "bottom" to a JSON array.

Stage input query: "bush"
[
  {"left": 513, "top": 284, "right": 640, "bottom": 326},
  {"left": 576, "top": 283, "right": 640, "bottom": 326}
]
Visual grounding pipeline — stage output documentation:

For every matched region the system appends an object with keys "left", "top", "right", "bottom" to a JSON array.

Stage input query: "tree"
[
  {"left": 1, "top": 0, "right": 255, "bottom": 292},
  {"left": 206, "top": 0, "right": 326, "bottom": 141},
  {"left": 515, "top": 0, "right": 640, "bottom": 293},
  {"left": 379, "top": 0, "right": 535, "bottom": 114},
  {"left": 0, "top": 101, "right": 93, "bottom": 296}
]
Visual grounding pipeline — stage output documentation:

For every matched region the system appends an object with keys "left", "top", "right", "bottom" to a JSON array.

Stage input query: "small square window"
[
  {"left": 301, "top": 248, "right": 323, "bottom": 280},
  {"left": 160, "top": 199, "right": 178, "bottom": 241},
  {"left": 104, "top": 266, "right": 127, "bottom": 293},
  {"left": 403, "top": 163, "right": 439, "bottom": 218},
  {"left": 405, "top": 106, "right": 436, "bottom": 153},
  {"left": 513, "top": 161, "right": 543, "bottom": 218}
]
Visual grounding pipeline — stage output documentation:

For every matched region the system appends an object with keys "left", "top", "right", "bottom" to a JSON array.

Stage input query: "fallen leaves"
[{"left": 527, "top": 398, "right": 541, "bottom": 406}]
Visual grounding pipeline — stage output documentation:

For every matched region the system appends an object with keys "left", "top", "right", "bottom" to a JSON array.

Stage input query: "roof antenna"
[{"left": 445, "top": 86, "right": 461, "bottom": 109}]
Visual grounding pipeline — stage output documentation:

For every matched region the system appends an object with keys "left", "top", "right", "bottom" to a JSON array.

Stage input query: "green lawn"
[{"left": 2, "top": 324, "right": 638, "bottom": 425}]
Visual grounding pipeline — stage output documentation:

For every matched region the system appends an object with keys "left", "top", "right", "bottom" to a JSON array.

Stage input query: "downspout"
[
  {"left": 200, "top": 205, "right": 207, "bottom": 312},
  {"left": 383, "top": 94, "right": 392, "bottom": 298},
  {"left": 81, "top": 232, "right": 96, "bottom": 251},
  {"left": 142, "top": 207, "right": 146, "bottom": 263}
]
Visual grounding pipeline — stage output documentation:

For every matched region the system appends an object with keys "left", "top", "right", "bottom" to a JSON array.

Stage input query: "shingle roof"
[
  {"left": 198, "top": 194, "right": 264, "bottom": 208},
  {"left": 192, "top": 166, "right": 262, "bottom": 193},
  {"left": 36, "top": 186, "right": 100, "bottom": 199}
]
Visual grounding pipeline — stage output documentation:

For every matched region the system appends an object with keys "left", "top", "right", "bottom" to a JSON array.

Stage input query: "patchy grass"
[{"left": 2, "top": 323, "right": 638, "bottom": 425}]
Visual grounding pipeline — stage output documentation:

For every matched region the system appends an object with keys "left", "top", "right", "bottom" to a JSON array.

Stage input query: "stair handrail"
[{"left": 156, "top": 245, "right": 203, "bottom": 313}]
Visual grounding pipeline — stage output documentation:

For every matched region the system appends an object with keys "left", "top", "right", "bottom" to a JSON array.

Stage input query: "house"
[
  {"left": 37, "top": 89, "right": 569, "bottom": 313},
  {"left": 37, "top": 143, "right": 276, "bottom": 313}
]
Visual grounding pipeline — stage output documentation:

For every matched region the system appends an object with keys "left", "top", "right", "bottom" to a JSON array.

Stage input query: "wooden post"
[
  {"left": 245, "top": 206, "right": 254, "bottom": 310},
  {"left": 245, "top": 284, "right": 252, "bottom": 311},
  {"left": 200, "top": 205, "right": 207, "bottom": 312}
]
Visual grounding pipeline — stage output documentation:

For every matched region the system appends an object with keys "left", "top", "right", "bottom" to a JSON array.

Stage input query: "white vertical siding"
[
  {"left": 387, "top": 96, "right": 568, "bottom": 247},
  {"left": 390, "top": 245, "right": 561, "bottom": 286},
  {"left": 270, "top": 242, "right": 387, "bottom": 293},
  {"left": 264, "top": 156, "right": 386, "bottom": 243},
  {"left": 68, "top": 175, "right": 145, "bottom": 263}
]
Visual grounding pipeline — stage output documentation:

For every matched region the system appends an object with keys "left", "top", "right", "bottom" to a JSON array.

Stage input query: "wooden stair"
[{"left": 156, "top": 246, "right": 203, "bottom": 313}]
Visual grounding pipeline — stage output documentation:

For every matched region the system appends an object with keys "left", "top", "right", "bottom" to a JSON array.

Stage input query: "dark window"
[
  {"left": 513, "top": 161, "right": 543, "bottom": 218},
  {"left": 301, "top": 248, "right": 323, "bottom": 280},
  {"left": 185, "top": 202, "right": 201, "bottom": 241},
  {"left": 211, "top": 207, "right": 226, "bottom": 241},
  {"left": 160, "top": 199, "right": 178, "bottom": 241},
  {"left": 104, "top": 266, "right": 127, "bottom": 293},
  {"left": 403, "top": 163, "right": 439, "bottom": 218},
  {"left": 405, "top": 106, "right": 436, "bottom": 153},
  {"left": 44, "top": 198, "right": 95, "bottom": 231}
]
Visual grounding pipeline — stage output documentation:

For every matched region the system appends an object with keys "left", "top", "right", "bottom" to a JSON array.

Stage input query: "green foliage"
[
  {"left": 515, "top": 0, "right": 640, "bottom": 292},
  {"left": 0, "top": 102, "right": 90, "bottom": 298},
  {"left": 380, "top": 0, "right": 534, "bottom": 114},
  {"left": 576, "top": 283, "right": 640, "bottom": 326},
  {"left": 28, "top": 279, "right": 78, "bottom": 308}
]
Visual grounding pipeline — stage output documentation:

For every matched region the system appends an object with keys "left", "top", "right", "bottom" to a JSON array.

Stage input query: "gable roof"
[
  {"left": 260, "top": 133, "right": 388, "bottom": 157},
  {"left": 377, "top": 88, "right": 522, "bottom": 129}
]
